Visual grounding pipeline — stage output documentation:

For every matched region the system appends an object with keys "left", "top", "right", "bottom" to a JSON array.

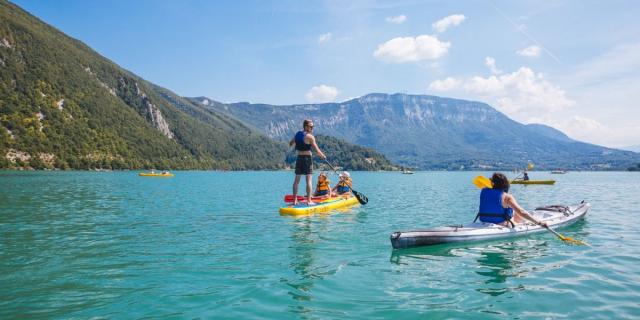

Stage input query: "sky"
[{"left": 12, "top": 0, "right": 640, "bottom": 149}]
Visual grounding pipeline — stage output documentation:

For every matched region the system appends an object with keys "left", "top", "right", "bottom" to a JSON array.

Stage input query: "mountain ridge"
[{"left": 189, "top": 93, "right": 639, "bottom": 170}]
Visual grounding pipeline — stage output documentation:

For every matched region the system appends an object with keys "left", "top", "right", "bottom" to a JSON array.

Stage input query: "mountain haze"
[{"left": 190, "top": 94, "right": 640, "bottom": 170}]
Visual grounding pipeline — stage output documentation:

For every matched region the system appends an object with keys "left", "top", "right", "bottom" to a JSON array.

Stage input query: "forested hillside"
[
  {"left": 0, "top": 0, "right": 287, "bottom": 170},
  {"left": 285, "top": 135, "right": 398, "bottom": 171}
]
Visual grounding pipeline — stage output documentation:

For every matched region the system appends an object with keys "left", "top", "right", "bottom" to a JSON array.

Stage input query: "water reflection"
[
  {"left": 281, "top": 216, "right": 337, "bottom": 319},
  {"left": 473, "top": 241, "right": 549, "bottom": 296},
  {"left": 286, "top": 218, "right": 316, "bottom": 302},
  {"left": 389, "top": 239, "right": 550, "bottom": 296}
]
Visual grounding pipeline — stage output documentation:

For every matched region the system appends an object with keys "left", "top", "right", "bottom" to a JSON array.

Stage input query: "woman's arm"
[{"left": 505, "top": 194, "right": 547, "bottom": 226}]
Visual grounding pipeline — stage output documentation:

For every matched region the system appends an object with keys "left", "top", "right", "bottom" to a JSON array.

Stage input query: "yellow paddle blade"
[
  {"left": 545, "top": 225, "right": 589, "bottom": 246},
  {"left": 527, "top": 162, "right": 534, "bottom": 170},
  {"left": 559, "top": 235, "right": 590, "bottom": 246},
  {"left": 472, "top": 175, "right": 492, "bottom": 189}
]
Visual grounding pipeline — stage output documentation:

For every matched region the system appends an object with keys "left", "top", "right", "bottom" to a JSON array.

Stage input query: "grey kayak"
[{"left": 390, "top": 202, "right": 590, "bottom": 249}]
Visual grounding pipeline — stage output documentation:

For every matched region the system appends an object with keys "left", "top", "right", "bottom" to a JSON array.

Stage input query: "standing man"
[{"left": 289, "top": 119, "right": 326, "bottom": 205}]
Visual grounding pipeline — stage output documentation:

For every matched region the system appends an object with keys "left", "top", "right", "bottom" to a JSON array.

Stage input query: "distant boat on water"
[
  {"left": 551, "top": 170, "right": 567, "bottom": 174},
  {"left": 139, "top": 170, "right": 174, "bottom": 177}
]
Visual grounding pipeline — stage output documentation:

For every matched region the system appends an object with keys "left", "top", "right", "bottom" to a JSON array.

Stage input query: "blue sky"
[{"left": 13, "top": 0, "right": 640, "bottom": 148}]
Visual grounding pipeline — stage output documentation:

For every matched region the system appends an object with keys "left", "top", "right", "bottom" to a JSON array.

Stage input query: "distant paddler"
[{"left": 289, "top": 119, "right": 326, "bottom": 206}]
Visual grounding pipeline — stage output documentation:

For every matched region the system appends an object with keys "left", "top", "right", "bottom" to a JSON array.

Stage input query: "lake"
[{"left": 1, "top": 171, "right": 639, "bottom": 319}]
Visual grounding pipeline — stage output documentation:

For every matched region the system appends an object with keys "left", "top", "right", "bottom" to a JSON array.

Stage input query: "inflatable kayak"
[
  {"left": 511, "top": 179, "right": 555, "bottom": 185},
  {"left": 279, "top": 195, "right": 359, "bottom": 216},
  {"left": 138, "top": 172, "right": 174, "bottom": 177},
  {"left": 390, "top": 202, "right": 589, "bottom": 249}
]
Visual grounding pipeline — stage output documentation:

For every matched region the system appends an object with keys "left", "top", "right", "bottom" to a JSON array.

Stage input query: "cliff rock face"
[{"left": 191, "top": 93, "right": 640, "bottom": 170}]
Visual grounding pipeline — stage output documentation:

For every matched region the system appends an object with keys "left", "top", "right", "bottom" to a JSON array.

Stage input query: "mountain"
[
  {"left": 190, "top": 94, "right": 640, "bottom": 170},
  {"left": 0, "top": 1, "right": 288, "bottom": 170},
  {"left": 621, "top": 145, "right": 640, "bottom": 153},
  {"left": 525, "top": 124, "right": 573, "bottom": 143}
]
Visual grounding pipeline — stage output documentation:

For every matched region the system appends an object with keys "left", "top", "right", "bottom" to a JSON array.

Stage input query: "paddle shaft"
[
  {"left": 544, "top": 225, "right": 565, "bottom": 239},
  {"left": 323, "top": 159, "right": 340, "bottom": 176}
]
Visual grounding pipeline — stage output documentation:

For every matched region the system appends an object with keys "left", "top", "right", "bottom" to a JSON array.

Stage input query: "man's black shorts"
[{"left": 295, "top": 155, "right": 313, "bottom": 175}]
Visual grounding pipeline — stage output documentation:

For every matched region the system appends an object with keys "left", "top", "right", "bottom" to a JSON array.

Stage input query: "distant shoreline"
[{"left": 1, "top": 169, "right": 637, "bottom": 173}]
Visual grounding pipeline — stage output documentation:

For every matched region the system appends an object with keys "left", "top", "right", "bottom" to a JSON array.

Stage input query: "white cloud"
[
  {"left": 552, "top": 42, "right": 640, "bottom": 147},
  {"left": 485, "top": 57, "right": 502, "bottom": 74},
  {"left": 464, "top": 66, "right": 574, "bottom": 117},
  {"left": 305, "top": 85, "right": 339, "bottom": 103},
  {"left": 318, "top": 33, "right": 333, "bottom": 44},
  {"left": 386, "top": 14, "right": 407, "bottom": 24},
  {"left": 517, "top": 45, "right": 541, "bottom": 57},
  {"left": 552, "top": 116, "right": 640, "bottom": 148},
  {"left": 432, "top": 14, "right": 466, "bottom": 33},
  {"left": 435, "top": 61, "right": 572, "bottom": 122},
  {"left": 373, "top": 35, "right": 450, "bottom": 63},
  {"left": 465, "top": 75, "right": 504, "bottom": 94},
  {"left": 568, "top": 43, "right": 640, "bottom": 86},
  {"left": 428, "top": 77, "right": 460, "bottom": 91}
]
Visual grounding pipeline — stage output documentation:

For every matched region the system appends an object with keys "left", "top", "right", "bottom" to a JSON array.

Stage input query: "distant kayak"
[
  {"left": 390, "top": 202, "right": 589, "bottom": 249},
  {"left": 551, "top": 170, "right": 567, "bottom": 174},
  {"left": 279, "top": 195, "right": 359, "bottom": 216},
  {"left": 511, "top": 180, "right": 555, "bottom": 185},
  {"left": 402, "top": 171, "right": 414, "bottom": 174},
  {"left": 138, "top": 172, "right": 174, "bottom": 177}
]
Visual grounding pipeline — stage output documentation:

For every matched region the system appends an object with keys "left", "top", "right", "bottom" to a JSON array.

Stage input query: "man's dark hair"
[
  {"left": 303, "top": 119, "right": 313, "bottom": 128},
  {"left": 491, "top": 172, "right": 510, "bottom": 192}
]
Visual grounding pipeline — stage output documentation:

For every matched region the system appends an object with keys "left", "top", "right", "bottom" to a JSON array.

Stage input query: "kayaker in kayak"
[
  {"left": 475, "top": 173, "right": 547, "bottom": 227},
  {"left": 313, "top": 172, "right": 331, "bottom": 199},
  {"left": 332, "top": 171, "right": 352, "bottom": 195},
  {"left": 523, "top": 172, "right": 530, "bottom": 181},
  {"left": 289, "top": 119, "right": 326, "bottom": 206}
]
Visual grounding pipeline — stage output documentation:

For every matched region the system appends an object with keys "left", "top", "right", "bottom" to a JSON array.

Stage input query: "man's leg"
[
  {"left": 305, "top": 174, "right": 314, "bottom": 205},
  {"left": 292, "top": 175, "right": 302, "bottom": 205}
]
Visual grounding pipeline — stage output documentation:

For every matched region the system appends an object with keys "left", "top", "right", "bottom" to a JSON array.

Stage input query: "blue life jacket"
[
  {"left": 336, "top": 180, "right": 351, "bottom": 194},
  {"left": 337, "top": 186, "right": 350, "bottom": 194},
  {"left": 295, "top": 131, "right": 311, "bottom": 151},
  {"left": 476, "top": 188, "right": 514, "bottom": 226},
  {"left": 316, "top": 189, "right": 329, "bottom": 196}
]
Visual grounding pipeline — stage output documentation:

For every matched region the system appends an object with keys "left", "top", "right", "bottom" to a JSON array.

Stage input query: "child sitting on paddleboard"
[
  {"left": 332, "top": 171, "right": 352, "bottom": 196},
  {"left": 313, "top": 172, "right": 331, "bottom": 198}
]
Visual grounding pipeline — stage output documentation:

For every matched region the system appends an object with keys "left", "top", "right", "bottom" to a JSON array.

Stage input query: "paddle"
[
  {"left": 323, "top": 159, "right": 368, "bottom": 205},
  {"left": 472, "top": 175, "right": 587, "bottom": 245},
  {"left": 473, "top": 175, "right": 492, "bottom": 189},
  {"left": 543, "top": 225, "right": 589, "bottom": 245}
]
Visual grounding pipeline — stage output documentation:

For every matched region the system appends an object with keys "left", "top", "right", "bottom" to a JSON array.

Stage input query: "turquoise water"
[{"left": 1, "top": 171, "right": 639, "bottom": 319}]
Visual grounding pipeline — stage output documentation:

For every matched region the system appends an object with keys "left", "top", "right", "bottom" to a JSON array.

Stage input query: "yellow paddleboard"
[{"left": 279, "top": 195, "right": 359, "bottom": 216}]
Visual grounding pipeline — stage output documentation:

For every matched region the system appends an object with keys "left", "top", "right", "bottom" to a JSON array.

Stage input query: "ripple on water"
[{"left": 1, "top": 171, "right": 640, "bottom": 318}]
